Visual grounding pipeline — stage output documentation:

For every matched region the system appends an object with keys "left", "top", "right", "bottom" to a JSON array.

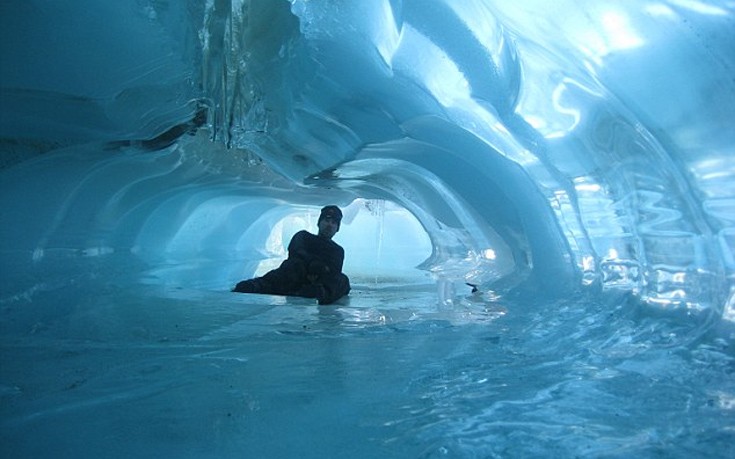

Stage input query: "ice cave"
[{"left": 1, "top": 1, "right": 734, "bottom": 457}]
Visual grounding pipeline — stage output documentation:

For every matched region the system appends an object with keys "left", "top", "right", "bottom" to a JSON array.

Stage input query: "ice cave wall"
[{"left": 1, "top": 0, "right": 734, "bottom": 316}]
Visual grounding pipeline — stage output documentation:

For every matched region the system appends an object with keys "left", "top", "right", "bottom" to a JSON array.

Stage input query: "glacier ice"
[
  {"left": 1, "top": 0, "right": 735, "bottom": 457},
  {"left": 2, "top": 0, "right": 733, "bottom": 312}
]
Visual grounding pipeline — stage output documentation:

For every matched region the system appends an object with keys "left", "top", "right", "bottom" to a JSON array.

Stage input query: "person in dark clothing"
[{"left": 232, "top": 205, "right": 351, "bottom": 305}]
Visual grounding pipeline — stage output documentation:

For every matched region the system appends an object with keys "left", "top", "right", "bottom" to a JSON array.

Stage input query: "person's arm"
[
  {"left": 335, "top": 246, "right": 344, "bottom": 273},
  {"left": 305, "top": 244, "right": 336, "bottom": 283},
  {"left": 323, "top": 245, "right": 344, "bottom": 277},
  {"left": 296, "top": 240, "right": 349, "bottom": 304},
  {"left": 318, "top": 273, "right": 350, "bottom": 305},
  {"left": 287, "top": 231, "right": 309, "bottom": 259}
]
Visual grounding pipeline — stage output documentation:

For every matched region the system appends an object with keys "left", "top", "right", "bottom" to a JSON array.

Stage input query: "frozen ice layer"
[
  {"left": 1, "top": 0, "right": 734, "bottom": 315},
  {"left": 2, "top": 2, "right": 735, "bottom": 458}
]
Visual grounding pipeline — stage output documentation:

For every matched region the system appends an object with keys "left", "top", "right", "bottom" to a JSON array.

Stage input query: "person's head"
[{"left": 317, "top": 205, "right": 342, "bottom": 239}]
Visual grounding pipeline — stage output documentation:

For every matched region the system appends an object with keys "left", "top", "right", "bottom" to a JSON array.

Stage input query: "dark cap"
[{"left": 319, "top": 205, "right": 342, "bottom": 223}]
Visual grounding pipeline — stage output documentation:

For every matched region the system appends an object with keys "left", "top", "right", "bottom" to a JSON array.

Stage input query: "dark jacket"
[
  {"left": 234, "top": 230, "right": 350, "bottom": 304},
  {"left": 288, "top": 230, "right": 344, "bottom": 279}
]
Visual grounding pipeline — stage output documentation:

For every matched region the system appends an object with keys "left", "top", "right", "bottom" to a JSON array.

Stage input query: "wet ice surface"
[{"left": 2, "top": 279, "right": 734, "bottom": 458}]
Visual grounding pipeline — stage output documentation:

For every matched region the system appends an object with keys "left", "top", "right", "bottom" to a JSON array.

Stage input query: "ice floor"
[{"left": 2, "top": 270, "right": 734, "bottom": 458}]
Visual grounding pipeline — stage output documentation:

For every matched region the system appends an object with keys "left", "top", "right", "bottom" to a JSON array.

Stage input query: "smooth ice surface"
[{"left": 1, "top": 1, "right": 735, "bottom": 457}]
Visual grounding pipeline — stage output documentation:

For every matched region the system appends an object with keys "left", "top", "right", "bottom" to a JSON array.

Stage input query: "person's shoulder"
[
  {"left": 330, "top": 239, "right": 345, "bottom": 253},
  {"left": 292, "top": 230, "right": 312, "bottom": 240},
  {"left": 292, "top": 230, "right": 320, "bottom": 244},
  {"left": 288, "top": 230, "right": 310, "bottom": 246},
  {"left": 312, "top": 232, "right": 342, "bottom": 251}
]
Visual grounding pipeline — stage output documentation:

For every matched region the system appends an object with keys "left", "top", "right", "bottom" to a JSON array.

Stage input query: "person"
[{"left": 232, "top": 205, "right": 350, "bottom": 305}]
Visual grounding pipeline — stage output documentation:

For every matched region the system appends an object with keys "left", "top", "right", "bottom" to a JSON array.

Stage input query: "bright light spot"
[
  {"left": 374, "top": 0, "right": 401, "bottom": 68},
  {"left": 393, "top": 25, "right": 471, "bottom": 108},
  {"left": 669, "top": 0, "right": 730, "bottom": 15},
  {"left": 645, "top": 4, "right": 676, "bottom": 17},
  {"left": 582, "top": 255, "right": 595, "bottom": 271},
  {"left": 608, "top": 248, "right": 619, "bottom": 259},
  {"left": 576, "top": 9, "right": 644, "bottom": 60},
  {"left": 482, "top": 249, "right": 497, "bottom": 260},
  {"left": 575, "top": 182, "right": 602, "bottom": 193},
  {"left": 601, "top": 11, "right": 644, "bottom": 51},
  {"left": 83, "top": 246, "right": 115, "bottom": 257},
  {"left": 32, "top": 248, "right": 44, "bottom": 262},
  {"left": 547, "top": 78, "right": 585, "bottom": 138},
  {"left": 717, "top": 391, "right": 735, "bottom": 410},
  {"left": 723, "top": 287, "right": 735, "bottom": 322},
  {"left": 524, "top": 115, "right": 546, "bottom": 130}
]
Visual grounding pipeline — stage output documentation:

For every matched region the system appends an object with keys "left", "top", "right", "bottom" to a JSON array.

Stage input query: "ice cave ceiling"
[{"left": 0, "top": 0, "right": 734, "bottom": 316}]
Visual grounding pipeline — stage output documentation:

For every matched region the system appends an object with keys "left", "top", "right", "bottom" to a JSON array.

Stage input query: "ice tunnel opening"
[
  {"left": 0, "top": 134, "right": 531, "bottom": 307},
  {"left": 131, "top": 164, "right": 437, "bottom": 293},
  {"left": 248, "top": 199, "right": 434, "bottom": 287},
  {"left": 120, "top": 132, "right": 531, "bottom": 300}
]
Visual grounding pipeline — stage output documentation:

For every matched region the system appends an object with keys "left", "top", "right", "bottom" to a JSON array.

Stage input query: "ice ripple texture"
[{"left": 3, "top": 0, "right": 733, "bottom": 314}]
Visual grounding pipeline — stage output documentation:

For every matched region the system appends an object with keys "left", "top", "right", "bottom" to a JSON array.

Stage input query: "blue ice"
[{"left": 1, "top": 1, "right": 734, "bottom": 457}]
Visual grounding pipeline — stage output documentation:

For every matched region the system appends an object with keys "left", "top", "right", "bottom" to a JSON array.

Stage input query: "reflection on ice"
[{"left": 3, "top": 276, "right": 731, "bottom": 457}]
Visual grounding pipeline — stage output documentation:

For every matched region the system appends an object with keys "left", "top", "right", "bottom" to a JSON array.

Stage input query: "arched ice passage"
[{"left": 1, "top": 0, "right": 734, "bottom": 317}]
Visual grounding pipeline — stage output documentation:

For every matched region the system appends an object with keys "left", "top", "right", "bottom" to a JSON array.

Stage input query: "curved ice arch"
[
  {"left": 199, "top": 0, "right": 733, "bottom": 312},
  {"left": 1, "top": 0, "right": 733, "bottom": 316}
]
